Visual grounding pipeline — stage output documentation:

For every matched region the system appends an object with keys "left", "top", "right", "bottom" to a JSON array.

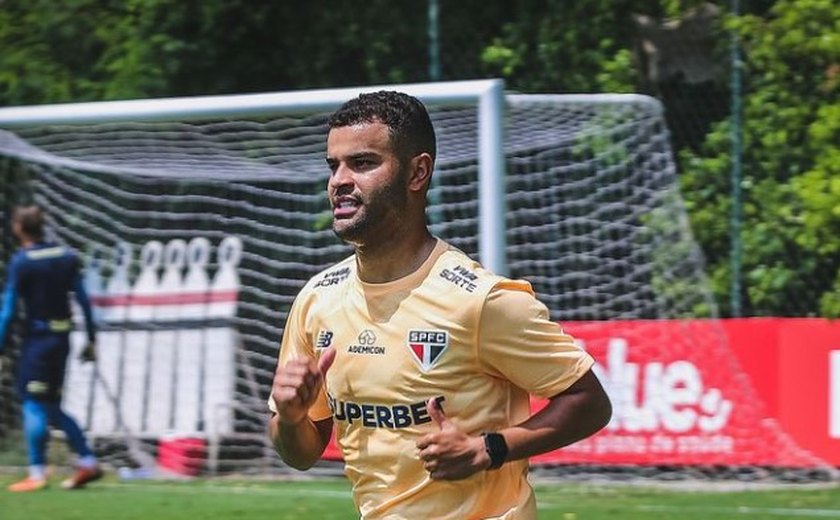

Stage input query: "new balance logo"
[{"left": 316, "top": 330, "right": 333, "bottom": 349}]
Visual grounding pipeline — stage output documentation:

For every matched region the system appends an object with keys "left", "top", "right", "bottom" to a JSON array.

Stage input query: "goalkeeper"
[
  {"left": 269, "top": 91, "right": 612, "bottom": 519},
  {"left": 0, "top": 205, "right": 102, "bottom": 492}
]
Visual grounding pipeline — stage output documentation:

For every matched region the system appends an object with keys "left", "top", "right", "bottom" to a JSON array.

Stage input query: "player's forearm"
[
  {"left": 73, "top": 277, "right": 97, "bottom": 342},
  {"left": 0, "top": 280, "right": 18, "bottom": 348},
  {"left": 500, "top": 370, "right": 612, "bottom": 462},
  {"left": 268, "top": 413, "right": 328, "bottom": 470}
]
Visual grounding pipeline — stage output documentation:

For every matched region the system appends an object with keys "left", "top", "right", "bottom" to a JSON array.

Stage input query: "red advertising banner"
[
  {"left": 324, "top": 319, "right": 838, "bottom": 467},
  {"left": 776, "top": 319, "right": 840, "bottom": 465},
  {"left": 532, "top": 319, "right": 830, "bottom": 466}
]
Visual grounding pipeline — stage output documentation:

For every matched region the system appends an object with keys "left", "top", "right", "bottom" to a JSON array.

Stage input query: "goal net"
[{"left": 0, "top": 82, "right": 832, "bottom": 480}]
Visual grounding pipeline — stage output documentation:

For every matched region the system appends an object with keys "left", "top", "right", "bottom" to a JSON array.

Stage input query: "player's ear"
[{"left": 408, "top": 153, "right": 433, "bottom": 193}]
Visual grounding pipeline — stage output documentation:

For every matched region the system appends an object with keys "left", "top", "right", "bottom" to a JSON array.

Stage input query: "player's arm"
[
  {"left": 420, "top": 370, "right": 609, "bottom": 479},
  {"left": 73, "top": 273, "right": 97, "bottom": 344},
  {"left": 0, "top": 257, "right": 21, "bottom": 355},
  {"left": 269, "top": 414, "right": 333, "bottom": 470},
  {"left": 477, "top": 284, "right": 611, "bottom": 462},
  {"left": 71, "top": 258, "right": 97, "bottom": 362},
  {"left": 490, "top": 368, "right": 610, "bottom": 462},
  {"left": 268, "top": 348, "right": 335, "bottom": 470}
]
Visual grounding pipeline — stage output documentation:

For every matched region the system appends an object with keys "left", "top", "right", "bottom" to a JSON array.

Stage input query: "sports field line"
[
  {"left": 97, "top": 482, "right": 840, "bottom": 518},
  {"left": 98, "top": 482, "right": 351, "bottom": 498},
  {"left": 634, "top": 505, "right": 840, "bottom": 517},
  {"left": 539, "top": 502, "right": 840, "bottom": 518}
]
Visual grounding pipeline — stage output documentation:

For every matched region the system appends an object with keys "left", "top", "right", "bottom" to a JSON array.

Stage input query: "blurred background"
[
  {"left": 0, "top": 0, "right": 837, "bottom": 319},
  {"left": 0, "top": 0, "right": 838, "bottom": 496}
]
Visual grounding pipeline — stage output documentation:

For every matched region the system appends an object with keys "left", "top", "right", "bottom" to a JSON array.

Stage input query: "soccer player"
[
  {"left": 0, "top": 205, "right": 103, "bottom": 492},
  {"left": 268, "top": 91, "right": 612, "bottom": 519}
]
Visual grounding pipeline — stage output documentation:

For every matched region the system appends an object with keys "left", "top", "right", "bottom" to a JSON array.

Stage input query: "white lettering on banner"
[
  {"left": 561, "top": 434, "right": 734, "bottom": 455},
  {"left": 588, "top": 338, "right": 733, "bottom": 433},
  {"left": 831, "top": 351, "right": 840, "bottom": 439}
]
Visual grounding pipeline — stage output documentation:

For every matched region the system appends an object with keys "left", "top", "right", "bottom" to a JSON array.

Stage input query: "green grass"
[{"left": 1, "top": 475, "right": 839, "bottom": 519}]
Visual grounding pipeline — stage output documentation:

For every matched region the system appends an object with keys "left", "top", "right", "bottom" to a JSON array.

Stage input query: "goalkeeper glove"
[{"left": 79, "top": 342, "right": 97, "bottom": 363}]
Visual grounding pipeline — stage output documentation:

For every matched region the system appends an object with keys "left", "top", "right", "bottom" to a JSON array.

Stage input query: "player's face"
[
  {"left": 326, "top": 122, "right": 409, "bottom": 245},
  {"left": 11, "top": 219, "right": 24, "bottom": 243}
]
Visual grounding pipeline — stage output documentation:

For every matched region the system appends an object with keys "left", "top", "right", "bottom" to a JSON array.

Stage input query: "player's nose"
[{"left": 328, "top": 162, "right": 354, "bottom": 192}]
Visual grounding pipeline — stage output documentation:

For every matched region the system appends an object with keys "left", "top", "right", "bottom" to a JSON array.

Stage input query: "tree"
[
  {"left": 0, "top": 0, "right": 430, "bottom": 105},
  {"left": 680, "top": 0, "right": 840, "bottom": 316},
  {"left": 476, "top": 0, "right": 662, "bottom": 93}
]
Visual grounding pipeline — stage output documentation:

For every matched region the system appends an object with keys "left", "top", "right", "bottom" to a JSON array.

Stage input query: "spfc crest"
[{"left": 407, "top": 329, "right": 449, "bottom": 371}]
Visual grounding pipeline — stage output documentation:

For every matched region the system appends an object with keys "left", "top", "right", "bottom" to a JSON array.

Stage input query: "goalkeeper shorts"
[{"left": 16, "top": 333, "right": 71, "bottom": 402}]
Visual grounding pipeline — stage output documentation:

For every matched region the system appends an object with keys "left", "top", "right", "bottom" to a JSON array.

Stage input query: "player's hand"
[
  {"left": 271, "top": 347, "right": 336, "bottom": 426},
  {"left": 416, "top": 398, "right": 491, "bottom": 480},
  {"left": 79, "top": 342, "right": 97, "bottom": 363}
]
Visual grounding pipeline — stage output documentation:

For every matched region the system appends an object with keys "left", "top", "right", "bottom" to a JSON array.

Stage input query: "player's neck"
[
  {"left": 355, "top": 229, "right": 436, "bottom": 284},
  {"left": 18, "top": 236, "right": 38, "bottom": 248}
]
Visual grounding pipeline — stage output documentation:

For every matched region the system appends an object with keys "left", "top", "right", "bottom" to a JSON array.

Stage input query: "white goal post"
[{"left": 0, "top": 79, "right": 510, "bottom": 276}]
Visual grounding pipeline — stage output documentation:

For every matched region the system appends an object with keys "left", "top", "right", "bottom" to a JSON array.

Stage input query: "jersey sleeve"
[
  {"left": 73, "top": 261, "right": 97, "bottom": 343},
  {"left": 0, "top": 255, "right": 21, "bottom": 353},
  {"left": 476, "top": 281, "right": 594, "bottom": 399},
  {"left": 267, "top": 292, "right": 332, "bottom": 421}
]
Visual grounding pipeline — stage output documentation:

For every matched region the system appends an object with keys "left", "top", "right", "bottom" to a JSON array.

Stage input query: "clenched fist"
[
  {"left": 416, "top": 397, "right": 491, "bottom": 480},
  {"left": 271, "top": 347, "right": 336, "bottom": 426}
]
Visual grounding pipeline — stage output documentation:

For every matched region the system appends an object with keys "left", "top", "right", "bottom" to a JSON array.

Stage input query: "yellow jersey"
[{"left": 273, "top": 239, "right": 594, "bottom": 519}]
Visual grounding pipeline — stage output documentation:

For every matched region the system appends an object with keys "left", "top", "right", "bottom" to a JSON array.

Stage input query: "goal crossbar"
[{"left": 0, "top": 79, "right": 508, "bottom": 275}]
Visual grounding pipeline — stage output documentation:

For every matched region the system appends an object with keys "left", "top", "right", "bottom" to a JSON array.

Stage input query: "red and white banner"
[{"left": 532, "top": 319, "right": 839, "bottom": 466}]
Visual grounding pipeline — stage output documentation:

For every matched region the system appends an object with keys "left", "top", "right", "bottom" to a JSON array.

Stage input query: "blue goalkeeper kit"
[
  {"left": 0, "top": 242, "right": 97, "bottom": 467},
  {"left": 0, "top": 242, "right": 96, "bottom": 399}
]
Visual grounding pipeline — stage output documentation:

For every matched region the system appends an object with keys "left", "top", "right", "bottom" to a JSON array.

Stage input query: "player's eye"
[{"left": 353, "top": 158, "right": 377, "bottom": 171}]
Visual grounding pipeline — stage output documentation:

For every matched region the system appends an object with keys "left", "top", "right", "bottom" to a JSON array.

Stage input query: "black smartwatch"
[{"left": 482, "top": 432, "right": 508, "bottom": 470}]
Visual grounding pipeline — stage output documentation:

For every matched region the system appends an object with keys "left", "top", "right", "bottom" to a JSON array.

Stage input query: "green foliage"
[
  {"left": 643, "top": 189, "right": 715, "bottom": 318},
  {"left": 596, "top": 49, "right": 637, "bottom": 93},
  {"left": 793, "top": 98, "right": 840, "bottom": 317},
  {"left": 2, "top": 0, "right": 838, "bottom": 318},
  {"left": 477, "top": 1, "right": 663, "bottom": 93},
  {"left": 0, "top": 0, "right": 430, "bottom": 104},
  {"left": 0, "top": 0, "right": 116, "bottom": 104},
  {"left": 481, "top": 39, "right": 523, "bottom": 78},
  {"left": 681, "top": 0, "right": 840, "bottom": 316}
]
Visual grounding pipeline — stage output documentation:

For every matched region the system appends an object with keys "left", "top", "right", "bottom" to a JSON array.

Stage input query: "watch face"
[{"left": 484, "top": 433, "right": 508, "bottom": 469}]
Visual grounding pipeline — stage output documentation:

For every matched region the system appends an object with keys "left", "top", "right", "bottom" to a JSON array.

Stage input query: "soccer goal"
[{"left": 0, "top": 80, "right": 833, "bottom": 480}]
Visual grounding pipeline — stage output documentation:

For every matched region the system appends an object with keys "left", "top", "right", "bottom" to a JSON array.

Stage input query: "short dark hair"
[
  {"left": 328, "top": 91, "right": 436, "bottom": 163},
  {"left": 13, "top": 205, "right": 45, "bottom": 240}
]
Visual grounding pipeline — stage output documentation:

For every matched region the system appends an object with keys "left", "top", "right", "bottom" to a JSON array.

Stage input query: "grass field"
[{"left": 1, "top": 475, "right": 840, "bottom": 519}]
